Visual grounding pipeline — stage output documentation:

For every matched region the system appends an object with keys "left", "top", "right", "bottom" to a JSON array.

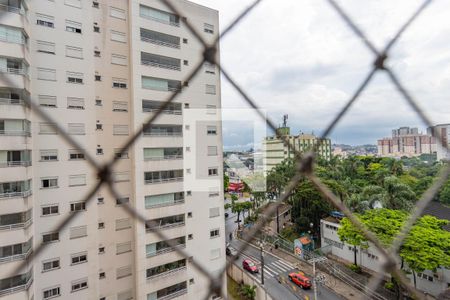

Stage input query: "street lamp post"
[
  {"left": 308, "top": 256, "right": 327, "bottom": 300},
  {"left": 259, "top": 240, "right": 265, "bottom": 285}
]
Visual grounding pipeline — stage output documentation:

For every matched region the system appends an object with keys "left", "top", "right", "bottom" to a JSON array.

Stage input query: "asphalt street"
[{"left": 225, "top": 203, "right": 341, "bottom": 300}]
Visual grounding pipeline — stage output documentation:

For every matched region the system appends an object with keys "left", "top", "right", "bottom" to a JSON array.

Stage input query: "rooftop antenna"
[{"left": 283, "top": 114, "right": 288, "bottom": 127}]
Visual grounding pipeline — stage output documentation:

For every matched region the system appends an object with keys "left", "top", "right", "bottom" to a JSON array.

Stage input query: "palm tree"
[{"left": 239, "top": 284, "right": 256, "bottom": 300}]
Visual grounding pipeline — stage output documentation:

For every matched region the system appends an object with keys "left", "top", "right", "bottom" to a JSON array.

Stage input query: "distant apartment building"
[
  {"left": 263, "top": 127, "right": 331, "bottom": 171},
  {"left": 0, "top": 1, "right": 225, "bottom": 300},
  {"left": 427, "top": 124, "right": 450, "bottom": 161},
  {"left": 377, "top": 126, "right": 436, "bottom": 158}
]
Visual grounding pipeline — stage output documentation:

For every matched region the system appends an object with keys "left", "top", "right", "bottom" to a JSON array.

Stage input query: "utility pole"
[
  {"left": 276, "top": 205, "right": 280, "bottom": 234},
  {"left": 308, "top": 256, "right": 327, "bottom": 300},
  {"left": 259, "top": 240, "right": 265, "bottom": 285}
]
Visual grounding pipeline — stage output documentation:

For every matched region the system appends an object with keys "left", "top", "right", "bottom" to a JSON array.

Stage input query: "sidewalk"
[{"left": 240, "top": 237, "right": 366, "bottom": 300}]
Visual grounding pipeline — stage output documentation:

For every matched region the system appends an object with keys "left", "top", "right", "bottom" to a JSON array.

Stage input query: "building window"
[
  {"left": 112, "top": 101, "right": 128, "bottom": 112},
  {"left": 70, "top": 226, "right": 87, "bottom": 239},
  {"left": 43, "top": 286, "right": 60, "bottom": 299},
  {"left": 41, "top": 177, "right": 58, "bottom": 188},
  {"left": 116, "top": 197, "right": 129, "bottom": 205},
  {"left": 113, "top": 124, "right": 129, "bottom": 135},
  {"left": 95, "top": 75, "right": 101, "bottom": 81},
  {"left": 204, "top": 62, "right": 215, "bottom": 74},
  {"left": 36, "top": 14, "right": 55, "bottom": 28},
  {"left": 187, "top": 212, "right": 192, "bottom": 218},
  {"left": 37, "top": 68, "right": 56, "bottom": 81},
  {"left": 95, "top": 99, "right": 102, "bottom": 106},
  {"left": 97, "top": 197, "right": 104, "bottom": 204},
  {"left": 111, "top": 54, "right": 127, "bottom": 66},
  {"left": 183, "top": 38, "right": 188, "bottom": 44},
  {"left": 93, "top": 25, "right": 100, "bottom": 32},
  {"left": 204, "top": 23, "right": 214, "bottom": 34},
  {"left": 42, "top": 205, "right": 59, "bottom": 216},
  {"left": 92, "top": 1, "right": 99, "bottom": 8},
  {"left": 69, "top": 149, "right": 85, "bottom": 160},
  {"left": 70, "top": 201, "right": 86, "bottom": 212},
  {"left": 113, "top": 172, "right": 130, "bottom": 182},
  {"left": 116, "top": 242, "right": 132, "bottom": 254},
  {"left": 205, "top": 84, "right": 216, "bottom": 95},
  {"left": 99, "top": 271, "right": 105, "bottom": 279},
  {"left": 208, "top": 146, "right": 218, "bottom": 156},
  {"left": 114, "top": 149, "right": 129, "bottom": 160},
  {"left": 97, "top": 148, "right": 104, "bottom": 155},
  {"left": 188, "top": 234, "right": 193, "bottom": 240},
  {"left": 210, "top": 229, "right": 220, "bottom": 238},
  {"left": 65, "top": 0, "right": 82, "bottom": 8},
  {"left": 139, "top": 4, "right": 179, "bottom": 26},
  {"left": 207, "top": 126, "right": 217, "bottom": 135},
  {"left": 65, "top": 46, "right": 83, "bottom": 59},
  {"left": 94, "top": 50, "right": 101, "bottom": 57},
  {"left": 98, "top": 222, "right": 105, "bottom": 229},
  {"left": 42, "top": 258, "right": 60, "bottom": 272},
  {"left": 43, "top": 232, "right": 59, "bottom": 243},
  {"left": 68, "top": 123, "right": 85, "bottom": 135},
  {"left": 209, "top": 207, "right": 220, "bottom": 218},
  {"left": 116, "top": 265, "right": 132, "bottom": 279},
  {"left": 38, "top": 95, "right": 57, "bottom": 107},
  {"left": 111, "top": 30, "right": 126, "bottom": 43},
  {"left": 115, "top": 218, "right": 131, "bottom": 231},
  {"left": 67, "top": 97, "right": 84, "bottom": 109},
  {"left": 71, "top": 278, "right": 88, "bottom": 292},
  {"left": 98, "top": 246, "right": 105, "bottom": 254},
  {"left": 65, "top": 20, "right": 82, "bottom": 33},
  {"left": 96, "top": 123, "right": 103, "bottom": 130},
  {"left": 37, "top": 41, "right": 56, "bottom": 54},
  {"left": 40, "top": 149, "right": 58, "bottom": 161},
  {"left": 210, "top": 248, "right": 220, "bottom": 260},
  {"left": 39, "top": 122, "right": 57, "bottom": 134},
  {"left": 208, "top": 167, "right": 218, "bottom": 176},
  {"left": 71, "top": 252, "right": 87, "bottom": 265},
  {"left": 110, "top": 7, "right": 126, "bottom": 20},
  {"left": 112, "top": 78, "right": 127, "bottom": 88},
  {"left": 67, "top": 72, "right": 83, "bottom": 84}
]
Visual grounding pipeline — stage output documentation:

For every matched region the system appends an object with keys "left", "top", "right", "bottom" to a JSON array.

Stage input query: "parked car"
[
  {"left": 242, "top": 259, "right": 258, "bottom": 273},
  {"left": 226, "top": 244, "right": 238, "bottom": 257},
  {"left": 288, "top": 272, "right": 311, "bottom": 289}
]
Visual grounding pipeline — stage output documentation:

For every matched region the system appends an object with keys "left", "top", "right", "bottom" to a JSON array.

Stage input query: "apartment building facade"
[
  {"left": 262, "top": 127, "right": 332, "bottom": 171},
  {"left": 377, "top": 126, "right": 437, "bottom": 158},
  {"left": 0, "top": 0, "right": 225, "bottom": 299},
  {"left": 427, "top": 124, "right": 450, "bottom": 161}
]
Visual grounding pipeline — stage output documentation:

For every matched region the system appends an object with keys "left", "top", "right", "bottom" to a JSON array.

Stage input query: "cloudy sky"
[{"left": 190, "top": 0, "right": 450, "bottom": 149}]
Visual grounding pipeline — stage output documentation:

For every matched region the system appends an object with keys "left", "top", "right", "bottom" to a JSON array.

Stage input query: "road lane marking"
[
  {"left": 268, "top": 263, "right": 286, "bottom": 273},
  {"left": 272, "top": 261, "right": 291, "bottom": 272},
  {"left": 263, "top": 266, "right": 276, "bottom": 276},
  {"left": 275, "top": 259, "right": 296, "bottom": 269}
]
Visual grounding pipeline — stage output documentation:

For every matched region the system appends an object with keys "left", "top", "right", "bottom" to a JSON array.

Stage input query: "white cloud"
[{"left": 188, "top": 0, "right": 450, "bottom": 146}]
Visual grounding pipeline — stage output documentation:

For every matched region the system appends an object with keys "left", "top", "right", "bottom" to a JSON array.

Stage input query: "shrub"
[{"left": 348, "top": 264, "right": 362, "bottom": 273}]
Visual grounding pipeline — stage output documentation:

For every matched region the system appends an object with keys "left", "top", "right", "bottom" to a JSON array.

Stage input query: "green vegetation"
[
  {"left": 264, "top": 155, "right": 447, "bottom": 235},
  {"left": 337, "top": 208, "right": 450, "bottom": 287},
  {"left": 226, "top": 277, "right": 257, "bottom": 300}
]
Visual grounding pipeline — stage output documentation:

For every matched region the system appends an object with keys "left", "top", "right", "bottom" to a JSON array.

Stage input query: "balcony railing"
[
  {"left": 0, "top": 218, "right": 32, "bottom": 231},
  {"left": 143, "top": 132, "right": 182, "bottom": 137},
  {"left": 158, "top": 288, "right": 188, "bottom": 300},
  {"left": 140, "top": 36, "right": 180, "bottom": 49},
  {"left": 0, "top": 34, "right": 26, "bottom": 45},
  {"left": 0, "top": 161, "right": 31, "bottom": 168},
  {"left": 0, "top": 277, "right": 33, "bottom": 297},
  {"left": 141, "top": 60, "right": 181, "bottom": 71},
  {"left": 0, "top": 98, "right": 25, "bottom": 105},
  {"left": 0, "top": 190, "right": 32, "bottom": 199},
  {"left": 146, "top": 266, "right": 186, "bottom": 280},
  {"left": 145, "top": 177, "right": 183, "bottom": 184},
  {"left": 0, "top": 130, "right": 31, "bottom": 137},
  {"left": 0, "top": 3, "right": 25, "bottom": 15},
  {"left": 146, "top": 198, "right": 185, "bottom": 209},
  {"left": 146, "top": 221, "right": 185, "bottom": 232},
  {"left": 0, "top": 247, "right": 33, "bottom": 264},
  {"left": 142, "top": 107, "right": 182, "bottom": 115},
  {"left": 0, "top": 67, "right": 28, "bottom": 76},
  {"left": 0, "top": 248, "right": 31, "bottom": 264},
  {"left": 147, "top": 244, "right": 186, "bottom": 258},
  {"left": 139, "top": 14, "right": 180, "bottom": 27},
  {"left": 144, "top": 155, "right": 183, "bottom": 161}
]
